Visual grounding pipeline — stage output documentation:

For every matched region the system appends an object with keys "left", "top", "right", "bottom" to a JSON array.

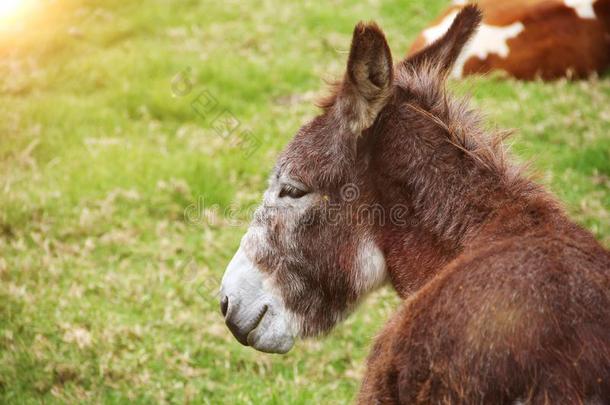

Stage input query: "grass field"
[{"left": 0, "top": 0, "right": 608, "bottom": 403}]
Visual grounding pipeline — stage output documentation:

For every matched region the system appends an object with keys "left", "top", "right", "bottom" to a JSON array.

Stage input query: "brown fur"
[{"left": 358, "top": 6, "right": 610, "bottom": 403}]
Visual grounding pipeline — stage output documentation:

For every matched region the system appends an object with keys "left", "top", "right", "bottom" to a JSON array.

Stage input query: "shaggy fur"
[{"left": 356, "top": 6, "right": 610, "bottom": 403}]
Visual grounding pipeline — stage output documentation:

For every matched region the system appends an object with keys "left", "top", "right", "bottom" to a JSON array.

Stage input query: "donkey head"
[{"left": 220, "top": 6, "right": 482, "bottom": 353}]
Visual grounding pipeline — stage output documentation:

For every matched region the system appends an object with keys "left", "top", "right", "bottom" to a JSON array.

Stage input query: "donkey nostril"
[{"left": 220, "top": 296, "right": 229, "bottom": 317}]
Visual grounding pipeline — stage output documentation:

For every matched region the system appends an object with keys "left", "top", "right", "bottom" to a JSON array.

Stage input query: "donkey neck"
[{"left": 372, "top": 160, "right": 561, "bottom": 298}]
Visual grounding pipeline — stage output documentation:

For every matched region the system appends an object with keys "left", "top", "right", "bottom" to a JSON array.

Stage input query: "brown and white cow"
[
  {"left": 219, "top": 5, "right": 610, "bottom": 403},
  {"left": 409, "top": 0, "right": 610, "bottom": 79}
]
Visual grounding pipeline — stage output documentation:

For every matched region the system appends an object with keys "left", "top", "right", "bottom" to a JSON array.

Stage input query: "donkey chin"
[{"left": 219, "top": 244, "right": 298, "bottom": 354}]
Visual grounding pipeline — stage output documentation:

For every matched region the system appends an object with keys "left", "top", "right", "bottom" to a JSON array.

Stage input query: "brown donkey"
[{"left": 219, "top": 6, "right": 610, "bottom": 403}]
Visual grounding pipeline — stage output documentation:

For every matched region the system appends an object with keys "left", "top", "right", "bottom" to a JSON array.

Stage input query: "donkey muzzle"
[{"left": 219, "top": 243, "right": 297, "bottom": 354}]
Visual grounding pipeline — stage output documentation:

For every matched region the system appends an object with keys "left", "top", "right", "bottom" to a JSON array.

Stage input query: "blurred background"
[{"left": 0, "top": 0, "right": 608, "bottom": 403}]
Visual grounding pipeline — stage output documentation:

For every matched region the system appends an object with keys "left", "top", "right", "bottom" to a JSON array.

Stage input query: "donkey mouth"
[
  {"left": 224, "top": 302, "right": 268, "bottom": 347},
  {"left": 246, "top": 305, "right": 269, "bottom": 345}
]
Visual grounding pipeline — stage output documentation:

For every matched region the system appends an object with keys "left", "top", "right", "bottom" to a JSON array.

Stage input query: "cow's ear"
[
  {"left": 336, "top": 22, "right": 393, "bottom": 133},
  {"left": 404, "top": 5, "right": 482, "bottom": 75}
]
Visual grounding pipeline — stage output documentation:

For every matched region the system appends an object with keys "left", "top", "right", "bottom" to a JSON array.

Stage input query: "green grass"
[{"left": 0, "top": 0, "right": 608, "bottom": 403}]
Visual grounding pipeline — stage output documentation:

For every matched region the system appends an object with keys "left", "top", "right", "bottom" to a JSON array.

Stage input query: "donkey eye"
[{"left": 279, "top": 184, "right": 308, "bottom": 199}]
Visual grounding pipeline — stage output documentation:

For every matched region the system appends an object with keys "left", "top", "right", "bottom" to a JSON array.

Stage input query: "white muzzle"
[{"left": 219, "top": 241, "right": 297, "bottom": 354}]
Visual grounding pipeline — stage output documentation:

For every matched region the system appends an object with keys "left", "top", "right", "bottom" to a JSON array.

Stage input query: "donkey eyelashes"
[{"left": 279, "top": 184, "right": 309, "bottom": 199}]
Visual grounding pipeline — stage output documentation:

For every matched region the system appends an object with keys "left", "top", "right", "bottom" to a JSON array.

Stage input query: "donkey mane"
[
  {"left": 396, "top": 62, "right": 521, "bottom": 182},
  {"left": 318, "top": 60, "right": 527, "bottom": 192}
]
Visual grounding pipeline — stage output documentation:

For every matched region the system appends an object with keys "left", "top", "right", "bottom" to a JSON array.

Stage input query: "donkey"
[{"left": 219, "top": 5, "right": 610, "bottom": 403}]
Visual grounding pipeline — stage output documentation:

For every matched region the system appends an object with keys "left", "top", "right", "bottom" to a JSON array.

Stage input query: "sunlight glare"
[{"left": 0, "top": 0, "right": 31, "bottom": 22}]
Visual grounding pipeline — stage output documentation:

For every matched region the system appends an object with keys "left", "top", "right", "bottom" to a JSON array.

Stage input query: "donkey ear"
[
  {"left": 338, "top": 22, "right": 393, "bottom": 133},
  {"left": 404, "top": 5, "right": 482, "bottom": 74}
]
